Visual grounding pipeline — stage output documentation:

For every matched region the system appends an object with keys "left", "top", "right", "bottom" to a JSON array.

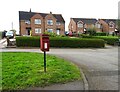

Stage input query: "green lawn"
[{"left": 2, "top": 52, "right": 81, "bottom": 90}]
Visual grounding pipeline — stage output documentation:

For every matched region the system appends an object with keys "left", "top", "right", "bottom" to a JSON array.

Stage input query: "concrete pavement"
[
  {"left": 0, "top": 38, "right": 7, "bottom": 48},
  {"left": 1, "top": 46, "right": 119, "bottom": 90}
]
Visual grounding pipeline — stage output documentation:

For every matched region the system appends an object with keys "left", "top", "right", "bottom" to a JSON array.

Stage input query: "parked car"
[
  {"left": 65, "top": 31, "right": 69, "bottom": 36},
  {"left": 6, "top": 31, "right": 14, "bottom": 39}
]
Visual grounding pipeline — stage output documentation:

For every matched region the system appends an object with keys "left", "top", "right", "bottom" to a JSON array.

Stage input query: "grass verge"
[{"left": 2, "top": 52, "right": 82, "bottom": 90}]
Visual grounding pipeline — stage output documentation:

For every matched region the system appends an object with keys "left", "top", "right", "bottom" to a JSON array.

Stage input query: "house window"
[
  {"left": 95, "top": 23, "right": 101, "bottom": 28},
  {"left": 71, "top": 25, "right": 73, "bottom": 28},
  {"left": 47, "top": 29, "right": 53, "bottom": 33},
  {"left": 78, "top": 23, "right": 83, "bottom": 28},
  {"left": 109, "top": 23, "right": 114, "bottom": 28},
  {"left": 35, "top": 28, "right": 41, "bottom": 33},
  {"left": 47, "top": 20, "right": 53, "bottom": 25},
  {"left": 35, "top": 19, "right": 41, "bottom": 24},
  {"left": 56, "top": 22, "right": 61, "bottom": 25},
  {"left": 25, "top": 20, "right": 30, "bottom": 24}
]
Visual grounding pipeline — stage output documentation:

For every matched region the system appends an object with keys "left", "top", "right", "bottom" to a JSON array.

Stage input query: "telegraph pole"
[{"left": 12, "top": 22, "right": 13, "bottom": 30}]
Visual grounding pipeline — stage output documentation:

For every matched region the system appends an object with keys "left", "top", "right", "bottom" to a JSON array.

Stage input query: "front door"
[
  {"left": 26, "top": 28, "right": 31, "bottom": 35},
  {"left": 27, "top": 29, "right": 30, "bottom": 35}
]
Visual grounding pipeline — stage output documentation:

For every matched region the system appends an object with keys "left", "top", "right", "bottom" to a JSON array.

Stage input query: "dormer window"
[
  {"left": 25, "top": 20, "right": 30, "bottom": 24},
  {"left": 109, "top": 22, "right": 114, "bottom": 28},
  {"left": 35, "top": 19, "right": 41, "bottom": 24},
  {"left": 77, "top": 21, "right": 83, "bottom": 28}
]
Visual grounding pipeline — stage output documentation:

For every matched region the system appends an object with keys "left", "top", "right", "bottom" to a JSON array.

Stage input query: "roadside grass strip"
[{"left": 2, "top": 52, "right": 82, "bottom": 90}]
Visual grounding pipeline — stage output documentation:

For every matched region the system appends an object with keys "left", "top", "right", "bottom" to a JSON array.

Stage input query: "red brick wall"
[
  {"left": 20, "top": 20, "right": 28, "bottom": 36},
  {"left": 99, "top": 19, "right": 109, "bottom": 32},
  {"left": 68, "top": 18, "right": 77, "bottom": 33},
  {"left": 99, "top": 19, "right": 116, "bottom": 33},
  {"left": 45, "top": 13, "right": 57, "bottom": 33},
  {"left": 31, "top": 14, "right": 44, "bottom": 36}
]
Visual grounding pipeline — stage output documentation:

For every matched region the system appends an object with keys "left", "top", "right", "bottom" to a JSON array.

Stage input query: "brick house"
[
  {"left": 68, "top": 18, "right": 102, "bottom": 34},
  {"left": 99, "top": 19, "right": 118, "bottom": 34},
  {"left": 19, "top": 11, "right": 65, "bottom": 36}
]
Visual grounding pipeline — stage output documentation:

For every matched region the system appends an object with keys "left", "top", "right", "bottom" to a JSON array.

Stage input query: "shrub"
[
  {"left": 80, "top": 34, "right": 92, "bottom": 38},
  {"left": 95, "top": 32, "right": 107, "bottom": 36},
  {"left": 16, "top": 36, "right": 105, "bottom": 48},
  {"left": 44, "top": 32, "right": 57, "bottom": 37}
]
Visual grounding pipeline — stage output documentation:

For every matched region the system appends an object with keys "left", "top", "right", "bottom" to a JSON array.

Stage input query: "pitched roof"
[
  {"left": 101, "top": 19, "right": 117, "bottom": 24},
  {"left": 72, "top": 18, "right": 97, "bottom": 24},
  {"left": 53, "top": 14, "right": 65, "bottom": 23},
  {"left": 19, "top": 11, "right": 65, "bottom": 23}
]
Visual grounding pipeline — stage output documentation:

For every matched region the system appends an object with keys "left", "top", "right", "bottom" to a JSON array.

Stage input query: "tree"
[{"left": 86, "top": 27, "right": 96, "bottom": 36}]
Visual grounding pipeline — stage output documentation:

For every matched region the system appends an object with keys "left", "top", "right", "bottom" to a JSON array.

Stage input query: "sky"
[{"left": 0, "top": 0, "right": 119, "bottom": 34}]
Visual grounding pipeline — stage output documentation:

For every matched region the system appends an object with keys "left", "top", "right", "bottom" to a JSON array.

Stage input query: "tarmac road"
[
  {"left": 1, "top": 46, "right": 119, "bottom": 90},
  {"left": 48, "top": 47, "right": 119, "bottom": 90}
]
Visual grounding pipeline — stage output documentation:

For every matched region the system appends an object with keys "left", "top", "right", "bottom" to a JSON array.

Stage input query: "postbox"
[{"left": 40, "top": 34, "right": 50, "bottom": 52}]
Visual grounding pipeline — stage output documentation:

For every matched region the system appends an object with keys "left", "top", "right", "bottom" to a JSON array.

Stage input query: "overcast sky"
[{"left": 0, "top": 0, "right": 119, "bottom": 33}]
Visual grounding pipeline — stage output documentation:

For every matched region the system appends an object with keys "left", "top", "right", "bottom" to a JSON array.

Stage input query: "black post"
[{"left": 44, "top": 51, "right": 46, "bottom": 72}]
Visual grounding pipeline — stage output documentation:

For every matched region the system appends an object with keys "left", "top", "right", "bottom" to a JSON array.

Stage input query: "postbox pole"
[{"left": 44, "top": 51, "right": 46, "bottom": 72}]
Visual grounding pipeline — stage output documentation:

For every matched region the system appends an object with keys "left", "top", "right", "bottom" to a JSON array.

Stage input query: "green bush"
[
  {"left": 44, "top": 32, "right": 57, "bottom": 37},
  {"left": 80, "top": 34, "right": 92, "bottom": 38},
  {"left": 92, "top": 36, "right": 119, "bottom": 45},
  {"left": 95, "top": 32, "right": 107, "bottom": 36},
  {"left": 16, "top": 36, "right": 105, "bottom": 48}
]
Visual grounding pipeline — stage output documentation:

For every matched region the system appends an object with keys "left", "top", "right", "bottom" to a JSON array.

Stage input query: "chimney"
[
  {"left": 50, "top": 11, "right": 52, "bottom": 14},
  {"left": 29, "top": 8, "right": 31, "bottom": 12}
]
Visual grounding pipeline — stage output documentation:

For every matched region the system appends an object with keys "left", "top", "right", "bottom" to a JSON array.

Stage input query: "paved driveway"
[{"left": 1, "top": 46, "right": 119, "bottom": 90}]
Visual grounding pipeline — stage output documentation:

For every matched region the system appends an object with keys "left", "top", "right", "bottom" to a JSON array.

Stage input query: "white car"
[{"left": 6, "top": 31, "right": 14, "bottom": 38}]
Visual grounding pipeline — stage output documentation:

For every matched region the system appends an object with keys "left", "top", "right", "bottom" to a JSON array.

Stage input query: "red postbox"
[{"left": 40, "top": 34, "right": 50, "bottom": 52}]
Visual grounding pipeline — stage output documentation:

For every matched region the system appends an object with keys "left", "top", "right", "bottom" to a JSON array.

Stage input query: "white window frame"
[
  {"left": 95, "top": 23, "right": 101, "bottom": 28},
  {"left": 109, "top": 23, "right": 114, "bottom": 28},
  {"left": 34, "top": 19, "right": 41, "bottom": 24},
  {"left": 47, "top": 29, "right": 53, "bottom": 33},
  {"left": 35, "top": 28, "right": 41, "bottom": 34},
  {"left": 25, "top": 20, "right": 30, "bottom": 24},
  {"left": 47, "top": 20, "right": 53, "bottom": 25},
  {"left": 78, "top": 23, "right": 83, "bottom": 28}
]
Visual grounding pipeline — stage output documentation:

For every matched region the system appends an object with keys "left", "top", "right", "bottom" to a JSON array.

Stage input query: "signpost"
[{"left": 40, "top": 34, "right": 50, "bottom": 72}]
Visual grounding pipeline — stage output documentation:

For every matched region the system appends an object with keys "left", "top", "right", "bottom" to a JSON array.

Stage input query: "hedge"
[
  {"left": 95, "top": 32, "right": 107, "bottom": 36},
  {"left": 51, "top": 37, "right": 104, "bottom": 48},
  {"left": 92, "top": 36, "right": 119, "bottom": 45},
  {"left": 16, "top": 36, "right": 105, "bottom": 48},
  {"left": 16, "top": 36, "right": 40, "bottom": 47}
]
